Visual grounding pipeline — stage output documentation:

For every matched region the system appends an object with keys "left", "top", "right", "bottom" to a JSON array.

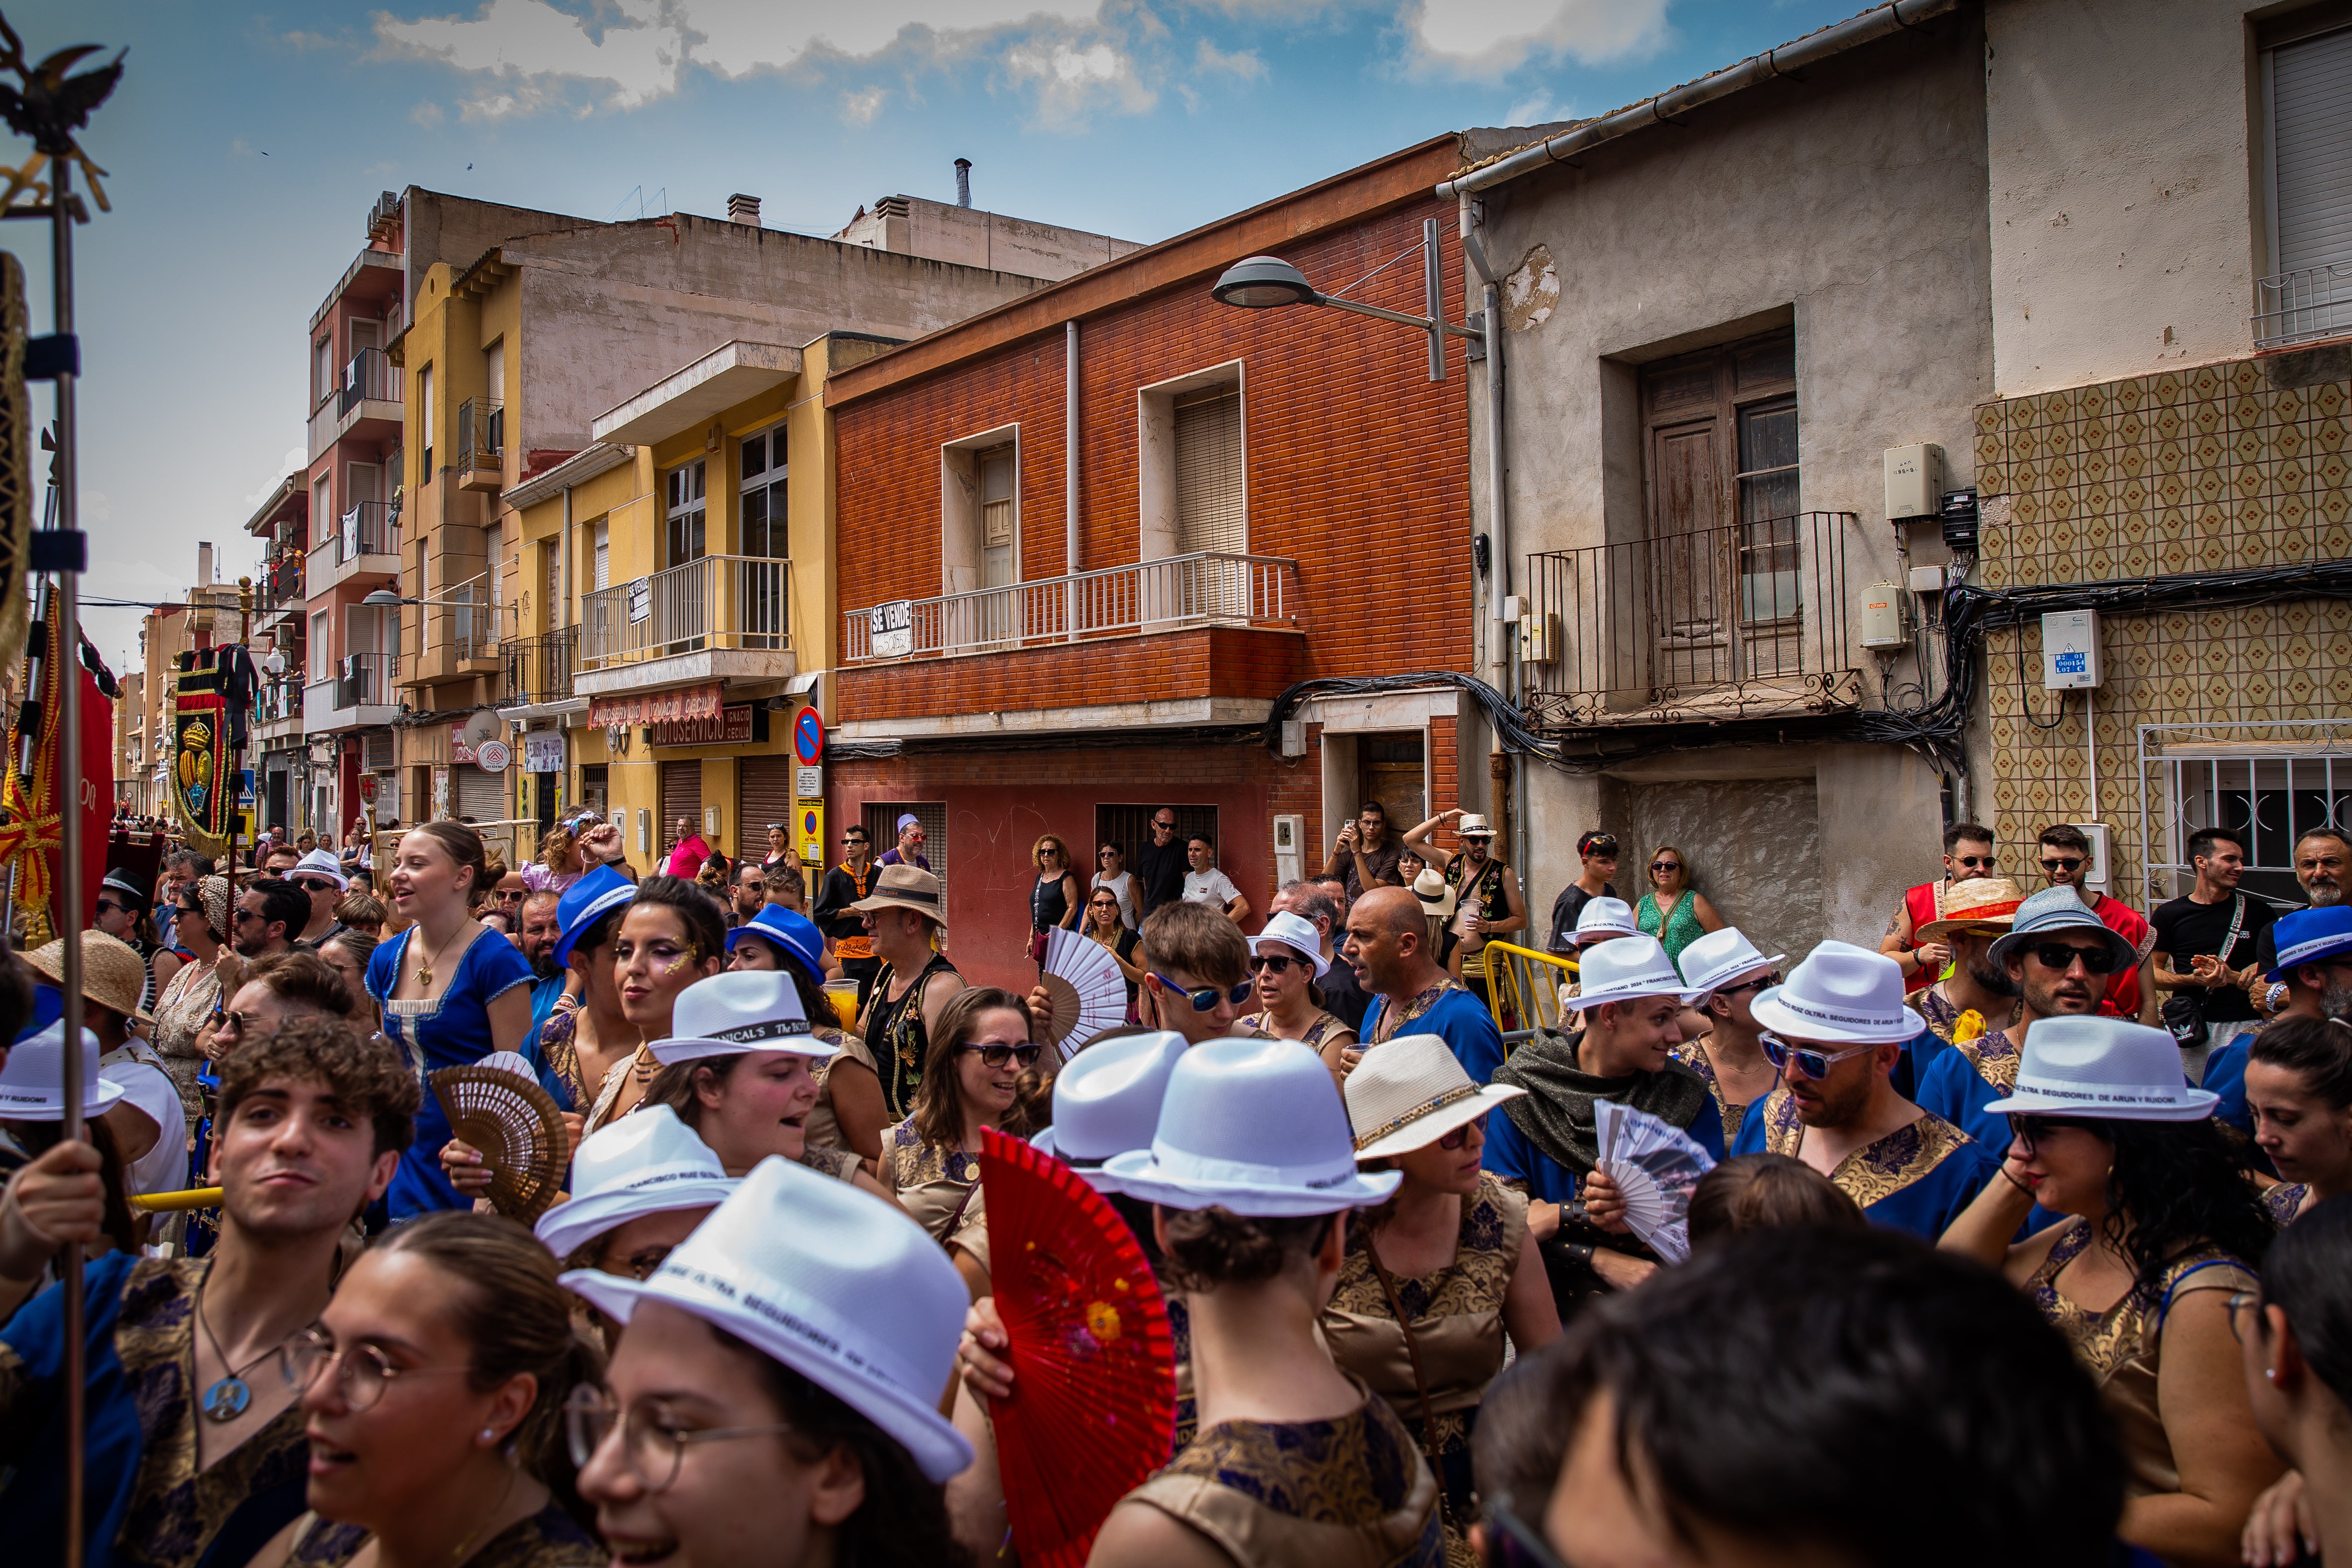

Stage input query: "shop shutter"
[
  {"left": 660, "top": 762, "right": 703, "bottom": 849},
  {"left": 363, "top": 731, "right": 394, "bottom": 770},
  {"left": 2273, "top": 26, "right": 2352, "bottom": 276},
  {"left": 455, "top": 764, "right": 503, "bottom": 824},
  {"left": 1175, "top": 386, "right": 1245, "bottom": 556},
  {"left": 739, "top": 756, "right": 795, "bottom": 854}
]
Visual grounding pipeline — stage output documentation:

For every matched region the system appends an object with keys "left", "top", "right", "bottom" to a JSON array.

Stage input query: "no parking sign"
[{"left": 798, "top": 801, "right": 824, "bottom": 864}]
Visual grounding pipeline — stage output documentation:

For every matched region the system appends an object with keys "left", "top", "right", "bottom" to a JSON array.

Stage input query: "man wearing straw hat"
[
  {"left": 848, "top": 864, "right": 964, "bottom": 1127},
  {"left": 24, "top": 931, "right": 186, "bottom": 1199},
  {"left": 1907, "top": 876, "right": 2026, "bottom": 1055},
  {"left": 0, "top": 1017, "right": 417, "bottom": 1568}
]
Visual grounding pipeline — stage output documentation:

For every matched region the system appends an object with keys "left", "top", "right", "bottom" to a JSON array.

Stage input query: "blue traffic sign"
[{"left": 792, "top": 707, "right": 825, "bottom": 765}]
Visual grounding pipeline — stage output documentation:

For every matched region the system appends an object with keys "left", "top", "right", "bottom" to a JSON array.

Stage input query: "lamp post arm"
[{"left": 1317, "top": 294, "right": 1484, "bottom": 339}]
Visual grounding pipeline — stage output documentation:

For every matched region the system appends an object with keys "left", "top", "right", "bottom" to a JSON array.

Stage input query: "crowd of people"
[{"left": 3, "top": 800, "right": 2348, "bottom": 1568}]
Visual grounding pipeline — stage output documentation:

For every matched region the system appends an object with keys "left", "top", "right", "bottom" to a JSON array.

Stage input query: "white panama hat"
[
  {"left": 0, "top": 1022, "right": 123, "bottom": 1120},
  {"left": 1345, "top": 1033, "right": 1525, "bottom": 1161},
  {"left": 1248, "top": 910, "right": 1329, "bottom": 979},
  {"left": 1102, "top": 1038, "right": 1403, "bottom": 1216},
  {"left": 535, "top": 1104, "right": 738, "bottom": 1261},
  {"left": 292, "top": 848, "right": 351, "bottom": 890},
  {"left": 565, "top": 1155, "right": 975, "bottom": 1483},
  {"left": 1983, "top": 1016, "right": 2218, "bottom": 1120},
  {"left": 1750, "top": 940, "right": 1924, "bottom": 1045},
  {"left": 1570, "top": 934, "right": 1700, "bottom": 1011},
  {"left": 1029, "top": 1030, "right": 1187, "bottom": 1190},
  {"left": 1675, "top": 926, "right": 1786, "bottom": 997},
  {"left": 1573, "top": 896, "right": 1640, "bottom": 944},
  {"left": 648, "top": 970, "right": 839, "bottom": 1066}
]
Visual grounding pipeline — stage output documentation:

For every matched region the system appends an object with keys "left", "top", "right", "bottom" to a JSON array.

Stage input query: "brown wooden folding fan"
[{"left": 429, "top": 1053, "right": 571, "bottom": 1223}]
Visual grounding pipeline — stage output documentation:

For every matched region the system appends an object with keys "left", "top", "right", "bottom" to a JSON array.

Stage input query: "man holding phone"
[{"left": 1322, "top": 799, "right": 1404, "bottom": 904}]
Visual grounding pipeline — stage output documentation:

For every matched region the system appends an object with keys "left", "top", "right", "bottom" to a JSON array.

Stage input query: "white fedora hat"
[
  {"left": 1249, "top": 910, "right": 1329, "bottom": 978},
  {"left": 565, "top": 1156, "right": 975, "bottom": 1483},
  {"left": 1750, "top": 940, "right": 1923, "bottom": 1045},
  {"left": 1102, "top": 1039, "right": 1402, "bottom": 1216},
  {"left": 1573, "top": 896, "right": 1639, "bottom": 944},
  {"left": 0, "top": 1022, "right": 123, "bottom": 1120},
  {"left": 1412, "top": 868, "right": 1457, "bottom": 922},
  {"left": 293, "top": 848, "right": 351, "bottom": 890},
  {"left": 1984, "top": 1016, "right": 2218, "bottom": 1121},
  {"left": 1571, "top": 934, "right": 1699, "bottom": 1011},
  {"left": 1345, "top": 1033, "right": 1525, "bottom": 1161},
  {"left": 1456, "top": 814, "right": 1495, "bottom": 838},
  {"left": 1675, "top": 926, "right": 1786, "bottom": 997},
  {"left": 1030, "top": 1030, "right": 1187, "bottom": 1189},
  {"left": 536, "top": 1104, "right": 738, "bottom": 1261},
  {"left": 649, "top": 970, "right": 838, "bottom": 1066}
]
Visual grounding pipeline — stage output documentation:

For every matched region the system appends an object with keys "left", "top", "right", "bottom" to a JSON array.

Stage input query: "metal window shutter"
[
  {"left": 1175, "top": 388, "right": 1245, "bottom": 555},
  {"left": 862, "top": 800, "right": 947, "bottom": 896},
  {"left": 660, "top": 762, "right": 703, "bottom": 842},
  {"left": 364, "top": 733, "right": 394, "bottom": 770},
  {"left": 739, "top": 757, "right": 794, "bottom": 845},
  {"left": 455, "top": 765, "right": 503, "bottom": 823},
  {"left": 2274, "top": 26, "right": 2352, "bottom": 274}
]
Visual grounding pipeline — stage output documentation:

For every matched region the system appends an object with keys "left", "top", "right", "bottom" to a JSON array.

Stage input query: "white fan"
[
  {"left": 1593, "top": 1100, "right": 1717, "bottom": 1264},
  {"left": 1039, "top": 927, "right": 1129, "bottom": 1060}
]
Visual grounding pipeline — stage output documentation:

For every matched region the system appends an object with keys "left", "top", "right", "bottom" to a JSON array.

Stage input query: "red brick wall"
[
  {"left": 837, "top": 627, "right": 1305, "bottom": 721},
  {"left": 832, "top": 199, "right": 1472, "bottom": 688}
]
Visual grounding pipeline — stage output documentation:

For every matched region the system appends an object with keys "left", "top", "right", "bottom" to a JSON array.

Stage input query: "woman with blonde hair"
[
  {"left": 1635, "top": 844, "right": 1725, "bottom": 967},
  {"left": 1029, "top": 834, "right": 1081, "bottom": 945}
]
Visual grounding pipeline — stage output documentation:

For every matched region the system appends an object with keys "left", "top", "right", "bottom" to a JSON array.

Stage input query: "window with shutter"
[
  {"left": 660, "top": 762, "right": 704, "bottom": 850},
  {"left": 2272, "top": 25, "right": 2352, "bottom": 279},
  {"left": 1175, "top": 386, "right": 1244, "bottom": 556},
  {"left": 592, "top": 520, "right": 610, "bottom": 591},
  {"left": 979, "top": 447, "right": 1016, "bottom": 589}
]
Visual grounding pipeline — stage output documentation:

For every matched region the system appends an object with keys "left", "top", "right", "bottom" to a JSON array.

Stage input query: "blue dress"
[
  {"left": 367, "top": 927, "right": 536, "bottom": 1216},
  {"left": 1730, "top": 1090, "right": 2000, "bottom": 1240},
  {"left": 1483, "top": 1093, "right": 1727, "bottom": 1206},
  {"left": 2201, "top": 1035, "right": 2254, "bottom": 1138},
  {"left": 1915, "top": 1034, "right": 2065, "bottom": 1235},
  {"left": 1361, "top": 985, "right": 1505, "bottom": 1085}
]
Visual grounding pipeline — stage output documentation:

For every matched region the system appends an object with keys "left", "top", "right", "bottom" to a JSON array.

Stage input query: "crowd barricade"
[{"left": 1479, "top": 940, "right": 1577, "bottom": 1054}]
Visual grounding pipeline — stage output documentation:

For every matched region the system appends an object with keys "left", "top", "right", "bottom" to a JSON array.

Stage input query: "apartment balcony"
[
  {"left": 456, "top": 398, "right": 503, "bottom": 492},
  {"left": 304, "top": 653, "right": 401, "bottom": 733},
  {"left": 2255, "top": 263, "right": 2352, "bottom": 350},
  {"left": 1522, "top": 512, "right": 1866, "bottom": 733},
  {"left": 576, "top": 555, "right": 796, "bottom": 699},
  {"left": 308, "top": 347, "right": 403, "bottom": 464},
  {"left": 251, "top": 679, "right": 304, "bottom": 747},
  {"left": 256, "top": 548, "right": 307, "bottom": 621},
  {"left": 835, "top": 552, "right": 1303, "bottom": 739},
  {"left": 408, "top": 594, "right": 502, "bottom": 685},
  {"left": 498, "top": 627, "right": 582, "bottom": 719},
  {"left": 312, "top": 500, "right": 401, "bottom": 594}
]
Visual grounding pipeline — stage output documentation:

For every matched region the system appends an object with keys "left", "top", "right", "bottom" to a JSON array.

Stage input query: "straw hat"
[
  {"left": 1249, "top": 910, "right": 1328, "bottom": 978},
  {"left": 848, "top": 863, "right": 946, "bottom": 929},
  {"left": 25, "top": 930, "right": 153, "bottom": 1024},
  {"left": 1412, "top": 868, "right": 1456, "bottom": 923},
  {"left": 1030, "top": 1030, "right": 1186, "bottom": 1189},
  {"left": 1456, "top": 814, "right": 1495, "bottom": 839},
  {"left": 565, "top": 1155, "right": 974, "bottom": 1483},
  {"left": 1750, "top": 940, "right": 1924, "bottom": 1045},
  {"left": 1345, "top": 1033, "right": 1524, "bottom": 1161},
  {"left": 649, "top": 970, "right": 837, "bottom": 1067},
  {"left": 1915, "top": 876, "right": 2027, "bottom": 942},
  {"left": 0, "top": 1022, "right": 123, "bottom": 1119},
  {"left": 535, "top": 1105, "right": 739, "bottom": 1261},
  {"left": 1984, "top": 1016, "right": 2218, "bottom": 1121}
]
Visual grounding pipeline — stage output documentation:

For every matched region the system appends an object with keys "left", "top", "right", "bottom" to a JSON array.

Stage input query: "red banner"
[{"left": 589, "top": 683, "right": 721, "bottom": 727}]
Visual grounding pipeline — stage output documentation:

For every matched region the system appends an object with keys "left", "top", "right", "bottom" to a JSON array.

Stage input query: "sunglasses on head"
[
  {"left": 960, "top": 1041, "right": 1045, "bottom": 1069},
  {"left": 2025, "top": 940, "right": 2119, "bottom": 974},
  {"left": 1759, "top": 1032, "right": 1881, "bottom": 1080},
  {"left": 1152, "top": 972, "right": 1254, "bottom": 1011}
]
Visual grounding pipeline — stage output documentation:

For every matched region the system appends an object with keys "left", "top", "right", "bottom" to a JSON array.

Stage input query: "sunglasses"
[
  {"left": 1954, "top": 854, "right": 1997, "bottom": 870},
  {"left": 1248, "top": 953, "right": 1301, "bottom": 974},
  {"left": 1435, "top": 1113, "right": 1486, "bottom": 1152},
  {"left": 1759, "top": 1032, "right": 1881, "bottom": 1080},
  {"left": 2025, "top": 941, "right": 2119, "bottom": 974},
  {"left": 960, "top": 1041, "right": 1045, "bottom": 1069},
  {"left": 1152, "top": 819, "right": 1176, "bottom": 830},
  {"left": 1152, "top": 972, "right": 1254, "bottom": 1011},
  {"left": 1583, "top": 837, "right": 1619, "bottom": 855},
  {"left": 1649, "top": 861, "right": 1681, "bottom": 874},
  {"left": 293, "top": 877, "right": 340, "bottom": 894},
  {"left": 1098, "top": 849, "right": 1117, "bottom": 858},
  {"left": 2038, "top": 856, "right": 2085, "bottom": 872},
  {"left": 215, "top": 1009, "right": 253, "bottom": 1041},
  {"left": 2006, "top": 1112, "right": 2093, "bottom": 1157},
  {"left": 95, "top": 899, "right": 127, "bottom": 916},
  {"left": 233, "top": 907, "right": 265, "bottom": 924},
  {"left": 1714, "top": 971, "right": 1780, "bottom": 997}
]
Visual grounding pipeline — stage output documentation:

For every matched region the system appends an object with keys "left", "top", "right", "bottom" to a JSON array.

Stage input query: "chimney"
[
  {"left": 197, "top": 541, "right": 213, "bottom": 587},
  {"left": 727, "top": 192, "right": 761, "bottom": 227},
  {"left": 954, "top": 158, "right": 972, "bottom": 209}
]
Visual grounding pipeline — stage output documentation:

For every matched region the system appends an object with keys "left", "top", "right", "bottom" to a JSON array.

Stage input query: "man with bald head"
[{"left": 1344, "top": 883, "right": 1505, "bottom": 1082}]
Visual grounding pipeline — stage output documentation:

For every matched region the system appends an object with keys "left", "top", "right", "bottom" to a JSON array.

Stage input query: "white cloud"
[
  {"left": 239, "top": 449, "right": 306, "bottom": 512},
  {"left": 1505, "top": 90, "right": 1555, "bottom": 124},
  {"left": 376, "top": 0, "right": 680, "bottom": 112},
  {"left": 841, "top": 84, "right": 886, "bottom": 122},
  {"left": 1410, "top": 0, "right": 1671, "bottom": 75},
  {"left": 1194, "top": 37, "right": 1265, "bottom": 81},
  {"left": 1004, "top": 35, "right": 1152, "bottom": 121}
]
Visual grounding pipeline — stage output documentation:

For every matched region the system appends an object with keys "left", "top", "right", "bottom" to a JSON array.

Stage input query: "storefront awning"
[{"left": 588, "top": 684, "right": 722, "bottom": 727}]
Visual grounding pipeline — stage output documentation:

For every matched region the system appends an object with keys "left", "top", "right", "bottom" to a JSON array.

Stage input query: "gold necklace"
[{"left": 415, "top": 922, "right": 470, "bottom": 989}]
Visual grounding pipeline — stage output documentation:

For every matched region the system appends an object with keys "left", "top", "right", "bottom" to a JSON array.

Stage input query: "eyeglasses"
[
  {"left": 2038, "top": 856, "right": 2085, "bottom": 872},
  {"left": 565, "top": 1385, "right": 797, "bottom": 1495},
  {"left": 1954, "top": 855, "right": 1997, "bottom": 870},
  {"left": 283, "top": 1325, "right": 471, "bottom": 1412},
  {"left": 214, "top": 1009, "right": 252, "bottom": 1041},
  {"left": 495, "top": 888, "right": 526, "bottom": 903},
  {"left": 1151, "top": 972, "right": 1254, "bottom": 1011},
  {"left": 1435, "top": 1114, "right": 1486, "bottom": 1152},
  {"left": 1248, "top": 953, "right": 1302, "bottom": 975},
  {"left": 1759, "top": 1032, "right": 1881, "bottom": 1080},
  {"left": 2025, "top": 941, "right": 2119, "bottom": 974},
  {"left": 961, "top": 1041, "right": 1045, "bottom": 1069}
]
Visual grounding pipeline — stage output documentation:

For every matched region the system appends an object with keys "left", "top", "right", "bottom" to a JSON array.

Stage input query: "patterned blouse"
[
  {"left": 2265, "top": 1182, "right": 2311, "bottom": 1226},
  {"left": 881, "top": 1114, "right": 979, "bottom": 1243},
  {"left": 1240, "top": 1009, "right": 1354, "bottom": 1053},
  {"left": 147, "top": 959, "right": 223, "bottom": 1127},
  {"left": 285, "top": 1500, "right": 602, "bottom": 1568},
  {"left": 1666, "top": 1042, "right": 1767, "bottom": 1147}
]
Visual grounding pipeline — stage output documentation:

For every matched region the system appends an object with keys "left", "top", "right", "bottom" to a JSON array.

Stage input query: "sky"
[{"left": 13, "top": 0, "right": 1867, "bottom": 672}]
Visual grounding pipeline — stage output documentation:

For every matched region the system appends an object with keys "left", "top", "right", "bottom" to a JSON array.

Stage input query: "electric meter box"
[
  {"left": 1858, "top": 581, "right": 1908, "bottom": 649},
  {"left": 1883, "top": 443, "right": 1946, "bottom": 520},
  {"left": 2041, "top": 609, "right": 2103, "bottom": 689}
]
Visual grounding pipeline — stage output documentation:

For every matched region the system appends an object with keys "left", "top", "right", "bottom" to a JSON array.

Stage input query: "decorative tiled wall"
[{"left": 1974, "top": 352, "right": 2352, "bottom": 906}]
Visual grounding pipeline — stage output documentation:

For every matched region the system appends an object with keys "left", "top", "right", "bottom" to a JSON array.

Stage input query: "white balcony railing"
[
  {"left": 841, "top": 551, "right": 1298, "bottom": 665},
  {"left": 2255, "top": 262, "right": 2352, "bottom": 348},
  {"left": 582, "top": 554, "right": 793, "bottom": 670}
]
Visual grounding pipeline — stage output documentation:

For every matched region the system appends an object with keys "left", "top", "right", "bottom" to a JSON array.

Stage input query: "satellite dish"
[{"left": 460, "top": 708, "right": 502, "bottom": 751}]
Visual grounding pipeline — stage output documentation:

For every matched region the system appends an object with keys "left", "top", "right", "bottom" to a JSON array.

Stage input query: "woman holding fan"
[{"left": 1080, "top": 887, "right": 1147, "bottom": 1016}]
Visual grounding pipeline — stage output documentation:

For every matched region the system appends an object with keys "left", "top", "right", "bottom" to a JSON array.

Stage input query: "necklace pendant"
[
  {"left": 416, "top": 964, "right": 432, "bottom": 988},
  {"left": 201, "top": 1374, "right": 253, "bottom": 1422}
]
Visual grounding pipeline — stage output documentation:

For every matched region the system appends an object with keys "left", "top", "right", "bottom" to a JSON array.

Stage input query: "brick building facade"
[{"left": 823, "top": 135, "right": 1478, "bottom": 990}]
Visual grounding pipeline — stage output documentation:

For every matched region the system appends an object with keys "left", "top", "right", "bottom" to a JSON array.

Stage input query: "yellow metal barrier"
[
  {"left": 129, "top": 1187, "right": 223, "bottom": 1213},
  {"left": 1479, "top": 941, "right": 1578, "bottom": 1047}
]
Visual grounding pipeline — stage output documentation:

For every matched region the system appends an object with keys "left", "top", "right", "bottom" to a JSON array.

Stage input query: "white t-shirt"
[
  {"left": 101, "top": 1044, "right": 188, "bottom": 1198},
  {"left": 1183, "top": 868, "right": 1241, "bottom": 910},
  {"left": 1091, "top": 870, "right": 1139, "bottom": 929}
]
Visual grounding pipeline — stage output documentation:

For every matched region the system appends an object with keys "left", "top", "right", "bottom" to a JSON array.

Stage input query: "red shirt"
[
  {"left": 1901, "top": 881, "right": 1945, "bottom": 994},
  {"left": 666, "top": 834, "right": 710, "bottom": 880},
  {"left": 2088, "top": 891, "right": 2156, "bottom": 1019}
]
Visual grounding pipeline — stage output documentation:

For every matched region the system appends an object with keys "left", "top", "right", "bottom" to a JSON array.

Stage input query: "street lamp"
[{"left": 1211, "top": 221, "right": 1481, "bottom": 382}]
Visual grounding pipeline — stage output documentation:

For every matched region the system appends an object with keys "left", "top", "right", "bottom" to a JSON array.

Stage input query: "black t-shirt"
[
  {"left": 1133, "top": 840, "right": 1188, "bottom": 917},
  {"left": 1548, "top": 881, "right": 1618, "bottom": 955},
  {"left": 2151, "top": 893, "right": 2278, "bottom": 1024},
  {"left": 1321, "top": 953, "right": 1371, "bottom": 1032}
]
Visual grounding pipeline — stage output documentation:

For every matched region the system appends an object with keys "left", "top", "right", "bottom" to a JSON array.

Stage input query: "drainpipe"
[
  {"left": 1065, "top": 321, "right": 1080, "bottom": 579},
  {"left": 1461, "top": 197, "right": 1528, "bottom": 887}
]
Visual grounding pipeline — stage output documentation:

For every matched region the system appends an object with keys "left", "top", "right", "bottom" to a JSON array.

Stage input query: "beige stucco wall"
[{"left": 1984, "top": 0, "right": 2261, "bottom": 396}]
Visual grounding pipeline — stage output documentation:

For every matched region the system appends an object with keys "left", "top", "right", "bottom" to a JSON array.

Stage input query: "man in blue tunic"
[
  {"left": 1346, "top": 885, "right": 1505, "bottom": 1083},
  {"left": 1732, "top": 940, "right": 2000, "bottom": 1239}
]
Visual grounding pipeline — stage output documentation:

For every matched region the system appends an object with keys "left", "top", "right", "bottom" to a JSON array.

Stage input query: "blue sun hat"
[
  {"left": 726, "top": 904, "right": 826, "bottom": 981},
  {"left": 552, "top": 862, "right": 635, "bottom": 967}
]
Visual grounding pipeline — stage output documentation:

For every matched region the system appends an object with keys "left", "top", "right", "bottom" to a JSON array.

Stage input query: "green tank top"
[{"left": 1638, "top": 891, "right": 1708, "bottom": 964}]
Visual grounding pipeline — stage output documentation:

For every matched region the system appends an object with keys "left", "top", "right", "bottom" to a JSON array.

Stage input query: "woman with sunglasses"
[
  {"left": 1080, "top": 886, "right": 1147, "bottom": 1017},
  {"left": 883, "top": 988, "right": 1046, "bottom": 1252},
  {"left": 1941, "top": 1016, "right": 2282, "bottom": 1568},
  {"left": 2244, "top": 1013, "right": 2352, "bottom": 1226},
  {"left": 1091, "top": 841, "right": 1140, "bottom": 930},
  {"left": 1030, "top": 835, "right": 1082, "bottom": 945},
  {"left": 243, "top": 1211, "right": 604, "bottom": 1568},
  {"left": 150, "top": 873, "right": 231, "bottom": 1125},
  {"left": 1632, "top": 845, "right": 1724, "bottom": 968},
  {"left": 1326, "top": 1035, "right": 1556, "bottom": 1549},
  {"left": 1238, "top": 911, "right": 1355, "bottom": 1072}
]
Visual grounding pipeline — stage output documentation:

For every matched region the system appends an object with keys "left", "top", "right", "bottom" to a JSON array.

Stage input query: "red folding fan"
[{"left": 978, "top": 1125, "right": 1177, "bottom": 1568}]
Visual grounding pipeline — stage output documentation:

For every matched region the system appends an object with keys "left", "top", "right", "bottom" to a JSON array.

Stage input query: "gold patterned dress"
[
  {"left": 1241, "top": 1009, "right": 1354, "bottom": 1053},
  {"left": 1123, "top": 1377, "right": 1443, "bottom": 1568},
  {"left": 1666, "top": 1042, "right": 1770, "bottom": 1147},
  {"left": 283, "top": 1500, "right": 601, "bottom": 1568},
  {"left": 2027, "top": 1221, "right": 2257, "bottom": 1498},
  {"left": 1322, "top": 1175, "right": 1528, "bottom": 1539},
  {"left": 880, "top": 1113, "right": 979, "bottom": 1243},
  {"left": 147, "top": 959, "right": 223, "bottom": 1127}
]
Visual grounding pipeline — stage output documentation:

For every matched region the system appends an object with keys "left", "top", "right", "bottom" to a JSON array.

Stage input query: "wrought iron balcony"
[
  {"left": 502, "top": 627, "right": 578, "bottom": 705},
  {"left": 335, "top": 652, "right": 399, "bottom": 709},
  {"left": 2255, "top": 263, "right": 2352, "bottom": 349},
  {"left": 337, "top": 501, "right": 398, "bottom": 564},
  {"left": 582, "top": 554, "right": 793, "bottom": 669},
  {"left": 840, "top": 551, "right": 1299, "bottom": 664},
  {"left": 1522, "top": 512, "right": 1865, "bottom": 729},
  {"left": 339, "top": 347, "right": 400, "bottom": 415}
]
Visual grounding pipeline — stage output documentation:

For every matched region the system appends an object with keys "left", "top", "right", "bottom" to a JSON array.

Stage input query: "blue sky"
[{"left": 12, "top": 0, "right": 1866, "bottom": 670}]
